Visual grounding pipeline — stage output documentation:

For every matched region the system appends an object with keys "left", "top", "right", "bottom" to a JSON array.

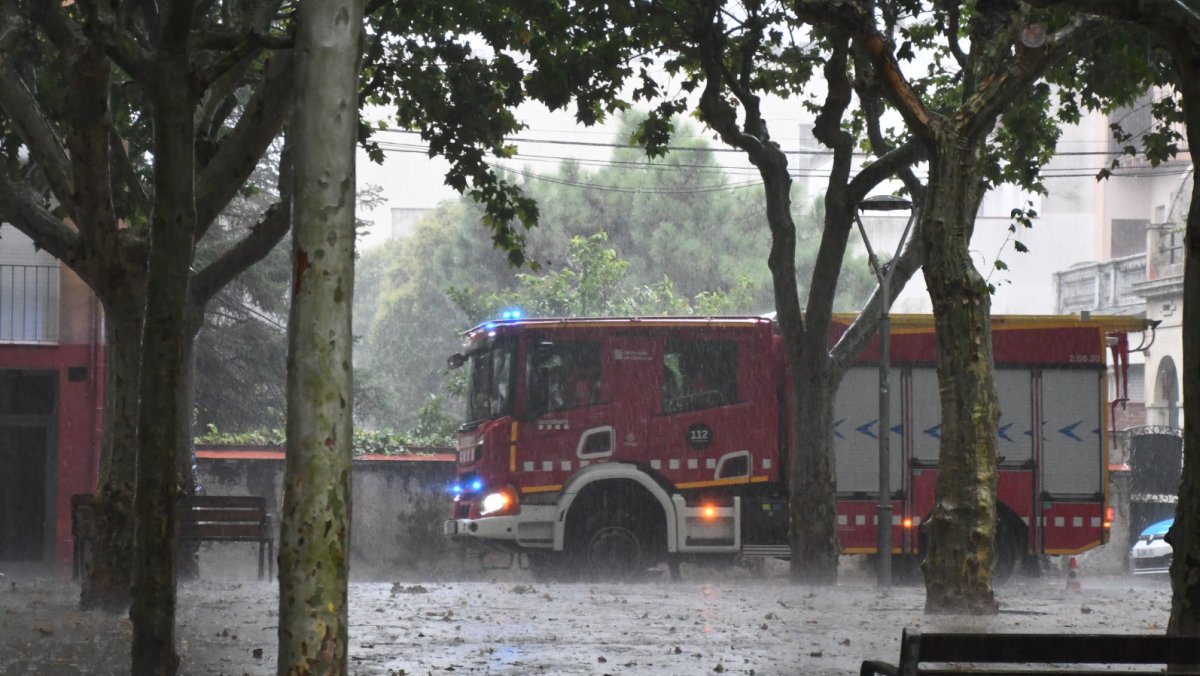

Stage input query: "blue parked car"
[{"left": 1130, "top": 518, "right": 1173, "bottom": 574}]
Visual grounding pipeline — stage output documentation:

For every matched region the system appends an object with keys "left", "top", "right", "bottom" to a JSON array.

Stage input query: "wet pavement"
[{"left": 0, "top": 564, "right": 1174, "bottom": 675}]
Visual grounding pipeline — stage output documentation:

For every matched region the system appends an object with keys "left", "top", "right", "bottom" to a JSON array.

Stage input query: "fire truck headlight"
[{"left": 480, "top": 489, "right": 515, "bottom": 516}]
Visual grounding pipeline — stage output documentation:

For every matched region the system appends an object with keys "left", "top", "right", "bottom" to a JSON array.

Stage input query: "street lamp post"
[{"left": 853, "top": 194, "right": 916, "bottom": 588}]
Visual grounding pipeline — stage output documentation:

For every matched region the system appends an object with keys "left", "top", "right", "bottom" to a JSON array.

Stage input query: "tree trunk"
[
  {"left": 82, "top": 298, "right": 142, "bottom": 611},
  {"left": 130, "top": 53, "right": 199, "bottom": 675},
  {"left": 277, "top": 2, "right": 361, "bottom": 673},
  {"left": 752, "top": 161, "right": 836, "bottom": 584},
  {"left": 1168, "top": 41, "right": 1200, "bottom": 638},
  {"left": 753, "top": 161, "right": 803, "bottom": 575},
  {"left": 920, "top": 140, "right": 1000, "bottom": 614},
  {"left": 175, "top": 311, "right": 205, "bottom": 580},
  {"left": 789, "top": 347, "right": 841, "bottom": 582}
]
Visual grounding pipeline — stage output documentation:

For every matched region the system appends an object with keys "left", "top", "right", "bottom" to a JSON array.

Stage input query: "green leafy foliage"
[
  {"left": 361, "top": 0, "right": 659, "bottom": 265},
  {"left": 195, "top": 425, "right": 451, "bottom": 456},
  {"left": 448, "top": 232, "right": 754, "bottom": 323},
  {"left": 352, "top": 116, "right": 869, "bottom": 430}
]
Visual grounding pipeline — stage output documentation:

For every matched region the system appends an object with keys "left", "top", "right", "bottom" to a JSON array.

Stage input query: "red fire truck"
[{"left": 443, "top": 313, "right": 1145, "bottom": 579}]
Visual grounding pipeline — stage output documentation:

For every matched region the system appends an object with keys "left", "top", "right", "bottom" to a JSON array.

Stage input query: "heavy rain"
[
  {"left": 0, "top": 559, "right": 1175, "bottom": 674},
  {"left": 2, "top": 2, "right": 1198, "bottom": 675}
]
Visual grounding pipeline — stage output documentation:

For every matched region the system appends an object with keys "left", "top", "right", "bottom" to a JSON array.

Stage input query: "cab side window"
[
  {"left": 662, "top": 339, "right": 738, "bottom": 414},
  {"left": 528, "top": 339, "right": 603, "bottom": 414}
]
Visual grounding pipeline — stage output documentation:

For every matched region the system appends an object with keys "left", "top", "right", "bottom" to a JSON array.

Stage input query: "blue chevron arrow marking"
[
  {"left": 857, "top": 420, "right": 878, "bottom": 439},
  {"left": 1024, "top": 421, "right": 1047, "bottom": 440},
  {"left": 891, "top": 423, "right": 904, "bottom": 436},
  {"left": 1059, "top": 421, "right": 1082, "bottom": 441},
  {"left": 998, "top": 422, "right": 1014, "bottom": 443},
  {"left": 834, "top": 418, "right": 845, "bottom": 440},
  {"left": 923, "top": 424, "right": 941, "bottom": 439}
]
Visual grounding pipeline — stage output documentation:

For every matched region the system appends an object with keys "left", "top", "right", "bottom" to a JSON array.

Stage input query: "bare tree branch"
[
  {"left": 0, "top": 173, "right": 83, "bottom": 268},
  {"left": 846, "top": 140, "right": 925, "bottom": 205},
  {"left": 195, "top": 51, "right": 294, "bottom": 239},
  {"left": 79, "top": 3, "right": 155, "bottom": 81},
  {"left": 0, "top": 68, "right": 76, "bottom": 217},
  {"left": 829, "top": 218, "right": 923, "bottom": 377},
  {"left": 191, "top": 199, "right": 290, "bottom": 306},
  {"left": 957, "top": 16, "right": 1113, "bottom": 140},
  {"left": 110, "top": 127, "right": 152, "bottom": 217},
  {"left": 943, "top": 1, "right": 969, "bottom": 69},
  {"left": 793, "top": 0, "right": 943, "bottom": 144},
  {"left": 29, "top": 1, "right": 85, "bottom": 54}
]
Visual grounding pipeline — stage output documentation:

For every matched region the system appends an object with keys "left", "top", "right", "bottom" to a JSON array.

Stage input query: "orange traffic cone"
[{"left": 1066, "top": 556, "right": 1081, "bottom": 592}]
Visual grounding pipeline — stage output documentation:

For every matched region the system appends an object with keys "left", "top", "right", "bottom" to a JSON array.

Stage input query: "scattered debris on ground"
[{"left": 0, "top": 564, "right": 1172, "bottom": 675}]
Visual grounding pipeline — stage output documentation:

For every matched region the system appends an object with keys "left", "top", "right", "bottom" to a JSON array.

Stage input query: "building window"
[
  {"left": 0, "top": 265, "right": 59, "bottom": 344},
  {"left": 0, "top": 228, "right": 60, "bottom": 344},
  {"left": 1155, "top": 357, "right": 1179, "bottom": 429},
  {"left": 1160, "top": 229, "right": 1184, "bottom": 265},
  {"left": 1111, "top": 219, "right": 1148, "bottom": 258}
]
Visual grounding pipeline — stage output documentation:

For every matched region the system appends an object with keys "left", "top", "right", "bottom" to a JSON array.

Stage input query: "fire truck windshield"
[{"left": 463, "top": 339, "right": 515, "bottom": 425}]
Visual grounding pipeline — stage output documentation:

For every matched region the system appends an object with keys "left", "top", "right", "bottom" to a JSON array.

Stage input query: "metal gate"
[
  {"left": 0, "top": 370, "right": 57, "bottom": 562},
  {"left": 1126, "top": 427, "right": 1183, "bottom": 546}
]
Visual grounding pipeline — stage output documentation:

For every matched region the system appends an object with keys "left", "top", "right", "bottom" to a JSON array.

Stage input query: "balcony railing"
[
  {"left": 1054, "top": 254, "right": 1147, "bottom": 315},
  {"left": 0, "top": 264, "right": 59, "bottom": 344}
]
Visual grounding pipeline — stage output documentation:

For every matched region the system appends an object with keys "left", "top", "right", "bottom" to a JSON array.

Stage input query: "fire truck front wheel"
[
  {"left": 564, "top": 481, "right": 667, "bottom": 581},
  {"left": 581, "top": 521, "right": 643, "bottom": 579}
]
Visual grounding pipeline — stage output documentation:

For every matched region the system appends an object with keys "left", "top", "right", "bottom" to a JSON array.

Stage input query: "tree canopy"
[{"left": 353, "top": 115, "right": 874, "bottom": 432}]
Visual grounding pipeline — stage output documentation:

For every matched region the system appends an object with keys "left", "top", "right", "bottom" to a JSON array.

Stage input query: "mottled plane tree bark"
[
  {"left": 1025, "top": 0, "right": 1200, "bottom": 638},
  {"left": 1164, "top": 36, "right": 1200, "bottom": 640},
  {"left": 277, "top": 0, "right": 361, "bottom": 672},
  {"left": 629, "top": 0, "right": 925, "bottom": 582},
  {"left": 0, "top": 0, "right": 295, "bottom": 668},
  {"left": 794, "top": 0, "right": 1107, "bottom": 612}
]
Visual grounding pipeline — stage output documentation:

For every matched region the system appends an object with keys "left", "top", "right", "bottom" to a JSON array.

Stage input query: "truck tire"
[
  {"left": 993, "top": 508, "right": 1026, "bottom": 583},
  {"left": 564, "top": 480, "right": 665, "bottom": 581},
  {"left": 579, "top": 517, "right": 644, "bottom": 580}
]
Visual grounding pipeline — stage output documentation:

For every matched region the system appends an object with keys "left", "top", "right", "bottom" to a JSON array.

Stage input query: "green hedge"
[{"left": 195, "top": 426, "right": 452, "bottom": 456}]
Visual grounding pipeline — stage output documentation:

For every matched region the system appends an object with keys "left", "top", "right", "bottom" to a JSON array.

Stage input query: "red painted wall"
[{"left": 0, "top": 342, "right": 103, "bottom": 572}]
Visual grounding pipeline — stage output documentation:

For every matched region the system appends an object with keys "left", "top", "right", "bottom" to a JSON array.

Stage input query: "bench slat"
[
  {"left": 180, "top": 508, "right": 267, "bottom": 523},
  {"left": 180, "top": 523, "right": 271, "bottom": 540},
  {"left": 918, "top": 670, "right": 1200, "bottom": 676},
  {"left": 180, "top": 496, "right": 266, "bottom": 509},
  {"left": 915, "top": 632, "right": 1200, "bottom": 665}
]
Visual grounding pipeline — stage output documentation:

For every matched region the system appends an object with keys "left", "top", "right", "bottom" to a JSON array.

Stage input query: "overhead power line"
[
  {"left": 373, "top": 139, "right": 1191, "bottom": 194},
  {"left": 374, "top": 127, "right": 1192, "bottom": 159},
  {"left": 487, "top": 162, "right": 765, "bottom": 194}
]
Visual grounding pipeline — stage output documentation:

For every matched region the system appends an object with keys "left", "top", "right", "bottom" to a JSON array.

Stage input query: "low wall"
[{"left": 194, "top": 449, "right": 479, "bottom": 580}]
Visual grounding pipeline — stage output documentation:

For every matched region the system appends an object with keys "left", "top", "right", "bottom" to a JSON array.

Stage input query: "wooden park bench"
[
  {"left": 177, "top": 495, "right": 274, "bottom": 580},
  {"left": 72, "top": 493, "right": 274, "bottom": 580},
  {"left": 861, "top": 628, "right": 1200, "bottom": 676}
]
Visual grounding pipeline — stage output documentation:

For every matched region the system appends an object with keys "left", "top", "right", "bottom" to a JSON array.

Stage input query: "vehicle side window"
[
  {"left": 662, "top": 339, "right": 738, "bottom": 414},
  {"left": 528, "top": 339, "right": 603, "bottom": 414}
]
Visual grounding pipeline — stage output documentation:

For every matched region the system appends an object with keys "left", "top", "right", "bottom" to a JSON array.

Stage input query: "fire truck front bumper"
[{"left": 442, "top": 505, "right": 558, "bottom": 549}]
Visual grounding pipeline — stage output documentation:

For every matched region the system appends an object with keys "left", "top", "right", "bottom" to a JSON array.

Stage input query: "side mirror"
[{"left": 447, "top": 353, "right": 466, "bottom": 370}]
